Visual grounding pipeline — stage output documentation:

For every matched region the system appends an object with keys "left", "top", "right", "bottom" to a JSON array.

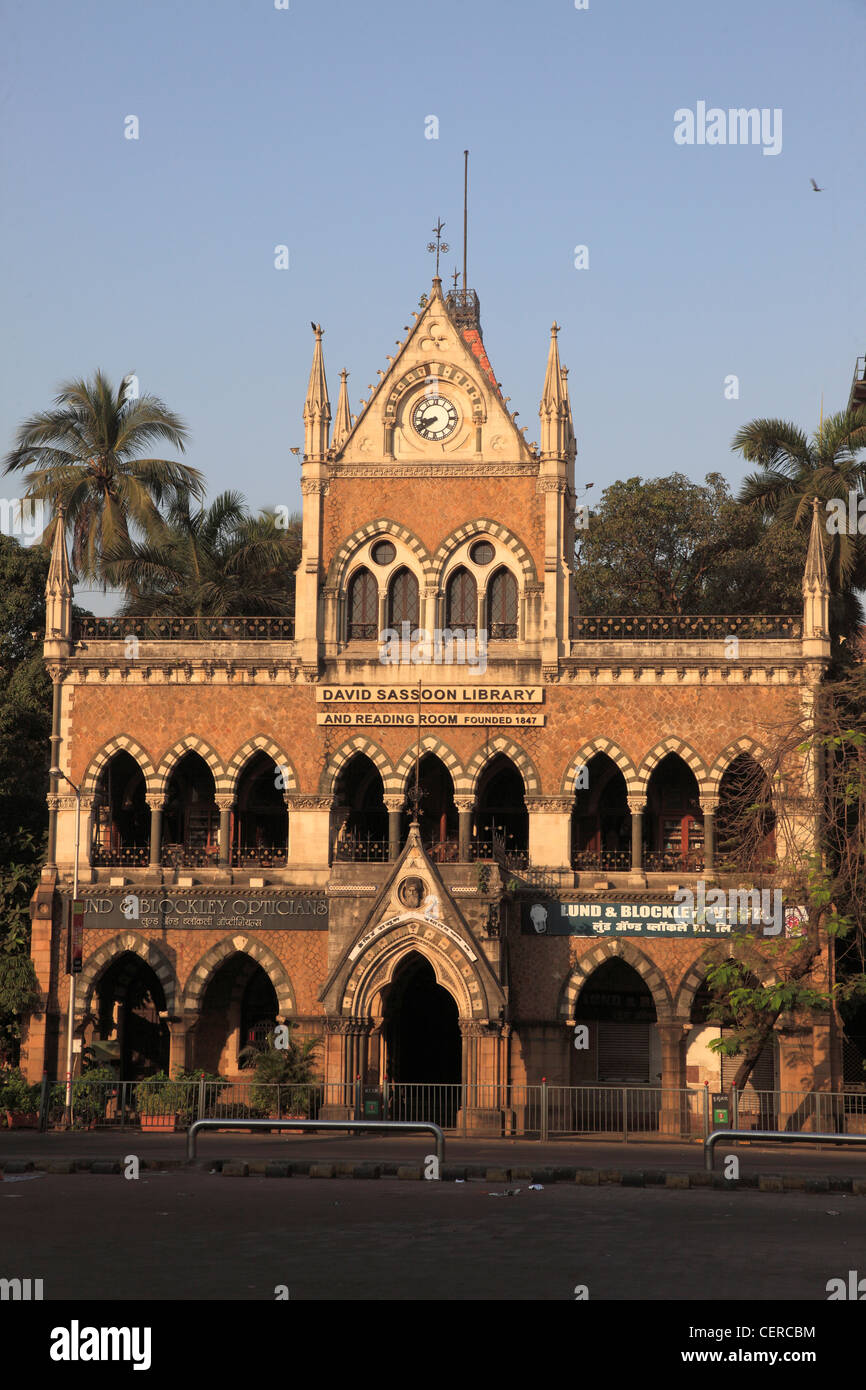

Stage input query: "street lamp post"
[{"left": 49, "top": 765, "right": 81, "bottom": 1125}]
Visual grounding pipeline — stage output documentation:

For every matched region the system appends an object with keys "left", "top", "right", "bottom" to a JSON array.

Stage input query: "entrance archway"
[
  {"left": 383, "top": 953, "right": 461, "bottom": 1086},
  {"left": 93, "top": 952, "right": 169, "bottom": 1079},
  {"left": 194, "top": 955, "right": 278, "bottom": 1075}
]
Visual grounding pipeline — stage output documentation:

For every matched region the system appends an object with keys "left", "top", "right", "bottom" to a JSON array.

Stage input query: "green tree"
[
  {"left": 105, "top": 493, "right": 302, "bottom": 617},
  {"left": 3, "top": 370, "right": 204, "bottom": 584},
  {"left": 734, "top": 408, "right": 866, "bottom": 594},
  {"left": 573, "top": 473, "right": 805, "bottom": 615}
]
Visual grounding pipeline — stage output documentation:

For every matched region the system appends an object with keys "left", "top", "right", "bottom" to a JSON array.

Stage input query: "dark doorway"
[
  {"left": 400, "top": 753, "right": 458, "bottom": 858},
  {"left": 95, "top": 953, "right": 169, "bottom": 1079},
  {"left": 384, "top": 953, "right": 461, "bottom": 1085}
]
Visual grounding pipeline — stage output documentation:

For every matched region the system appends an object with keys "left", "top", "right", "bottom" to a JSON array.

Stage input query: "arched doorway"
[
  {"left": 474, "top": 753, "right": 528, "bottom": 865},
  {"left": 382, "top": 953, "right": 462, "bottom": 1126},
  {"left": 333, "top": 753, "right": 388, "bottom": 860},
  {"left": 92, "top": 953, "right": 169, "bottom": 1079},
  {"left": 195, "top": 954, "right": 278, "bottom": 1076},
  {"left": 571, "top": 752, "right": 630, "bottom": 871},
  {"left": 572, "top": 956, "right": 661, "bottom": 1133}
]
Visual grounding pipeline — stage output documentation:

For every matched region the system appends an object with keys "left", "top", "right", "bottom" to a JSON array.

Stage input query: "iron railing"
[
  {"left": 75, "top": 615, "right": 295, "bottom": 641},
  {"left": 230, "top": 846, "right": 288, "bottom": 868},
  {"left": 572, "top": 849, "right": 631, "bottom": 872},
  {"left": 30, "top": 1079, "right": 866, "bottom": 1139},
  {"left": 570, "top": 614, "right": 801, "bottom": 641},
  {"left": 333, "top": 836, "right": 390, "bottom": 862},
  {"left": 91, "top": 845, "right": 150, "bottom": 868},
  {"left": 160, "top": 843, "right": 219, "bottom": 868},
  {"left": 644, "top": 850, "right": 705, "bottom": 873}
]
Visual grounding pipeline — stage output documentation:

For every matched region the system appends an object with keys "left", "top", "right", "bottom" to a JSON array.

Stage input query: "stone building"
[{"left": 24, "top": 273, "right": 840, "bottom": 1129}]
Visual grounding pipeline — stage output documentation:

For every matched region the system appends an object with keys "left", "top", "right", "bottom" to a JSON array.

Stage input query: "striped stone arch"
[
  {"left": 431, "top": 520, "right": 537, "bottom": 585},
  {"left": 635, "top": 738, "right": 709, "bottom": 799},
  {"left": 706, "top": 738, "right": 772, "bottom": 800},
  {"left": 461, "top": 737, "right": 541, "bottom": 797},
  {"left": 78, "top": 932, "right": 179, "bottom": 1016},
  {"left": 82, "top": 736, "right": 158, "bottom": 798},
  {"left": 225, "top": 737, "right": 299, "bottom": 797},
  {"left": 325, "top": 520, "right": 433, "bottom": 588},
  {"left": 557, "top": 940, "right": 674, "bottom": 1022},
  {"left": 183, "top": 935, "right": 296, "bottom": 1015},
  {"left": 318, "top": 737, "right": 396, "bottom": 798},
  {"left": 674, "top": 948, "right": 780, "bottom": 1020},
  {"left": 559, "top": 739, "right": 639, "bottom": 797},
  {"left": 154, "top": 736, "right": 227, "bottom": 798},
  {"left": 390, "top": 736, "right": 465, "bottom": 796}
]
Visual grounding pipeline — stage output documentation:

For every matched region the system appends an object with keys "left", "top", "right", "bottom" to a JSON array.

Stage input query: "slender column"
[
  {"left": 216, "top": 796, "right": 233, "bottom": 867},
  {"left": 384, "top": 795, "right": 405, "bottom": 860},
  {"left": 701, "top": 799, "right": 717, "bottom": 876},
  {"left": 46, "top": 675, "right": 63, "bottom": 869},
  {"left": 146, "top": 796, "right": 164, "bottom": 869},
  {"left": 455, "top": 797, "right": 475, "bottom": 861},
  {"left": 627, "top": 796, "right": 645, "bottom": 883}
]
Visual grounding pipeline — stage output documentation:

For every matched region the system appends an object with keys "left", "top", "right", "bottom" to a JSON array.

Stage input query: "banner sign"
[
  {"left": 522, "top": 899, "right": 805, "bottom": 937},
  {"left": 63, "top": 891, "right": 328, "bottom": 933},
  {"left": 317, "top": 686, "right": 543, "bottom": 703},
  {"left": 318, "top": 710, "right": 544, "bottom": 727},
  {"left": 67, "top": 899, "right": 84, "bottom": 973}
]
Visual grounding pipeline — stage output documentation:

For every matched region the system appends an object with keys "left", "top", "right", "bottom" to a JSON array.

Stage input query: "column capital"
[
  {"left": 285, "top": 794, "right": 333, "bottom": 811},
  {"left": 145, "top": 795, "right": 164, "bottom": 812},
  {"left": 454, "top": 796, "right": 476, "bottom": 813},
  {"left": 627, "top": 797, "right": 646, "bottom": 815},
  {"left": 215, "top": 795, "right": 234, "bottom": 813},
  {"left": 700, "top": 798, "right": 719, "bottom": 815},
  {"left": 383, "top": 795, "right": 406, "bottom": 813},
  {"left": 525, "top": 796, "right": 573, "bottom": 813}
]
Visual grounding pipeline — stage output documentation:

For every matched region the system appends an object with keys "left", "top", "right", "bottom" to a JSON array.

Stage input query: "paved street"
[{"left": 3, "top": 1171, "right": 865, "bottom": 1301}]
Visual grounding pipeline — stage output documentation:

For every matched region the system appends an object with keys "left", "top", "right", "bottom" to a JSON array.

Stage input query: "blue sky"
[{"left": 1, "top": 0, "right": 863, "bottom": 612}]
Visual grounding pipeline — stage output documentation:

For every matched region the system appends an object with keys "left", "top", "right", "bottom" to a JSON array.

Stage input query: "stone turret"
[
  {"left": 303, "top": 323, "right": 331, "bottom": 461},
  {"left": 44, "top": 511, "right": 73, "bottom": 660},
  {"left": 331, "top": 369, "right": 352, "bottom": 452},
  {"left": 802, "top": 496, "right": 831, "bottom": 660}
]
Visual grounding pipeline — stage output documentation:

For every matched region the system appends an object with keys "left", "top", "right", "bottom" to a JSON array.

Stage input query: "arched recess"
[
  {"left": 82, "top": 736, "right": 158, "bottom": 798},
  {"left": 225, "top": 737, "right": 298, "bottom": 798},
  {"left": 431, "top": 520, "right": 537, "bottom": 588},
  {"left": 560, "top": 739, "right": 639, "bottom": 797},
  {"left": 79, "top": 932, "right": 179, "bottom": 1017},
  {"left": 391, "top": 736, "right": 464, "bottom": 796},
  {"left": 155, "top": 737, "right": 227, "bottom": 799},
  {"left": 183, "top": 935, "right": 296, "bottom": 1016},
  {"left": 706, "top": 738, "right": 772, "bottom": 800},
  {"left": 635, "top": 738, "right": 709, "bottom": 801},
  {"left": 318, "top": 737, "right": 395, "bottom": 798},
  {"left": 326, "top": 520, "right": 433, "bottom": 591},
  {"left": 462, "top": 737, "right": 541, "bottom": 797},
  {"left": 557, "top": 940, "right": 674, "bottom": 1023},
  {"left": 674, "top": 948, "right": 780, "bottom": 1021},
  {"left": 337, "top": 929, "right": 499, "bottom": 1023}
]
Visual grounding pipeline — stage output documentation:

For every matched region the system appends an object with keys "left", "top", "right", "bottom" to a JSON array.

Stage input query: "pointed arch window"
[
  {"left": 445, "top": 567, "right": 477, "bottom": 633},
  {"left": 487, "top": 567, "right": 518, "bottom": 639},
  {"left": 347, "top": 567, "right": 378, "bottom": 640},
  {"left": 387, "top": 567, "right": 419, "bottom": 629}
]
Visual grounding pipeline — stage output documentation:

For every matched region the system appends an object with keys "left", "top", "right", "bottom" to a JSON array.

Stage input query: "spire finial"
[{"left": 426, "top": 218, "right": 449, "bottom": 278}]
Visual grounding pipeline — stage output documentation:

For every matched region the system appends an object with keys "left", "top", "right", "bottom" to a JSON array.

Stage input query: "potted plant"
[
  {"left": 0, "top": 1068, "right": 41, "bottom": 1128},
  {"left": 134, "top": 1071, "right": 187, "bottom": 1131},
  {"left": 240, "top": 1027, "right": 321, "bottom": 1121}
]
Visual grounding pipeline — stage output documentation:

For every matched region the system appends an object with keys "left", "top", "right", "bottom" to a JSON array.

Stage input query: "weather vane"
[
  {"left": 426, "top": 219, "right": 449, "bottom": 277},
  {"left": 451, "top": 267, "right": 460, "bottom": 292}
]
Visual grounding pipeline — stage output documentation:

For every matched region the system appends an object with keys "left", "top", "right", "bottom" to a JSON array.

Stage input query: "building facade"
[{"left": 25, "top": 275, "right": 839, "bottom": 1127}]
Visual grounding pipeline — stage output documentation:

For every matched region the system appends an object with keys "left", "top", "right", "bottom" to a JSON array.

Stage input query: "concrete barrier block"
[
  {"left": 665, "top": 1173, "right": 689, "bottom": 1189},
  {"left": 221, "top": 1162, "right": 249, "bottom": 1177},
  {"left": 758, "top": 1175, "right": 784, "bottom": 1192},
  {"left": 309, "top": 1163, "right": 335, "bottom": 1178},
  {"left": 397, "top": 1164, "right": 423, "bottom": 1180}
]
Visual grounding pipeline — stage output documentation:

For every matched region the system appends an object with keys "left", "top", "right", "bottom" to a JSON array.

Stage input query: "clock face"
[{"left": 412, "top": 394, "right": 458, "bottom": 442}]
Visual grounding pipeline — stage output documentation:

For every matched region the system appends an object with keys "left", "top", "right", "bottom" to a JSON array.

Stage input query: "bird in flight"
[{"left": 810, "top": 178, "right": 824, "bottom": 192}]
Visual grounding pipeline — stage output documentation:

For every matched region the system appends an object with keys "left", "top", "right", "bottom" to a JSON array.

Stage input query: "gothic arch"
[
  {"left": 462, "top": 737, "right": 541, "bottom": 797},
  {"left": 706, "top": 738, "right": 772, "bottom": 800},
  {"left": 635, "top": 738, "right": 709, "bottom": 800},
  {"left": 337, "top": 929, "right": 497, "bottom": 1021},
  {"left": 431, "top": 520, "right": 537, "bottom": 586},
  {"left": 318, "top": 737, "right": 395, "bottom": 798},
  {"left": 183, "top": 935, "right": 296, "bottom": 1016},
  {"left": 78, "top": 932, "right": 179, "bottom": 1016},
  {"left": 154, "top": 737, "right": 227, "bottom": 798},
  {"left": 391, "top": 737, "right": 464, "bottom": 796},
  {"left": 326, "top": 521, "right": 433, "bottom": 589},
  {"left": 560, "top": 739, "right": 639, "bottom": 797},
  {"left": 557, "top": 940, "right": 674, "bottom": 1022},
  {"left": 225, "top": 737, "right": 298, "bottom": 797},
  {"left": 82, "top": 736, "right": 158, "bottom": 798},
  {"left": 674, "top": 947, "right": 780, "bottom": 1020}
]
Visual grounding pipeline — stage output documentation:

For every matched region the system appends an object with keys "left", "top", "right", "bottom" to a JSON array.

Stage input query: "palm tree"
[
  {"left": 2, "top": 370, "right": 203, "bottom": 584},
  {"left": 104, "top": 492, "right": 301, "bottom": 617},
  {"left": 734, "top": 408, "right": 866, "bottom": 593}
]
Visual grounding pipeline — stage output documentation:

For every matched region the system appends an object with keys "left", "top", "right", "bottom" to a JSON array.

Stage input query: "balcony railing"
[
  {"left": 488, "top": 622, "right": 518, "bottom": 640},
  {"left": 334, "top": 837, "right": 390, "bottom": 862},
  {"left": 75, "top": 615, "right": 295, "bottom": 641},
  {"left": 570, "top": 614, "right": 801, "bottom": 640},
  {"left": 160, "top": 843, "right": 220, "bottom": 868},
  {"left": 644, "top": 850, "right": 705, "bottom": 873},
  {"left": 572, "top": 849, "right": 631, "bottom": 872},
  {"left": 231, "top": 846, "right": 288, "bottom": 868},
  {"left": 91, "top": 845, "right": 150, "bottom": 868}
]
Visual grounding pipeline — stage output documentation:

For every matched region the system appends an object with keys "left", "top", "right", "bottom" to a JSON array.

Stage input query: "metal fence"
[{"left": 17, "top": 1078, "right": 866, "bottom": 1139}]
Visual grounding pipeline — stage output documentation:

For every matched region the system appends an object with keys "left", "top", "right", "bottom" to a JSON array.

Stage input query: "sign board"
[
  {"left": 712, "top": 1093, "right": 730, "bottom": 1127},
  {"left": 67, "top": 898, "right": 84, "bottom": 973},
  {"left": 62, "top": 891, "right": 328, "bottom": 933},
  {"left": 522, "top": 898, "right": 797, "bottom": 937},
  {"left": 317, "top": 686, "right": 543, "bottom": 703}
]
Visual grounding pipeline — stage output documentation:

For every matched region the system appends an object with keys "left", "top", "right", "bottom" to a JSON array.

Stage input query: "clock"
[{"left": 412, "top": 394, "right": 458, "bottom": 442}]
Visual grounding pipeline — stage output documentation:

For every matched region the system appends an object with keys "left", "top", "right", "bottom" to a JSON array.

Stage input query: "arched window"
[
  {"left": 347, "top": 567, "right": 378, "bottom": 640},
  {"left": 387, "top": 567, "right": 419, "bottom": 629},
  {"left": 445, "top": 567, "right": 477, "bottom": 633},
  {"left": 487, "top": 567, "right": 518, "bottom": 639}
]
